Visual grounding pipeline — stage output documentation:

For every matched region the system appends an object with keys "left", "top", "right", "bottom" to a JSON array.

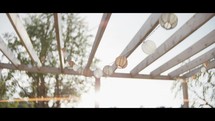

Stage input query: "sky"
[{"left": 0, "top": 13, "right": 215, "bottom": 108}]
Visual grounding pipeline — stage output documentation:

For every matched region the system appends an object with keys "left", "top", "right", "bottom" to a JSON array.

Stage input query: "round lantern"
[
  {"left": 94, "top": 68, "right": 103, "bottom": 78},
  {"left": 115, "top": 56, "right": 128, "bottom": 69},
  {"left": 41, "top": 56, "right": 45, "bottom": 62},
  {"left": 103, "top": 65, "right": 113, "bottom": 76},
  {"left": 68, "top": 60, "right": 75, "bottom": 67},
  {"left": 73, "top": 64, "right": 79, "bottom": 71},
  {"left": 203, "top": 62, "right": 208, "bottom": 68},
  {"left": 192, "top": 75, "right": 197, "bottom": 80},
  {"left": 201, "top": 66, "right": 206, "bottom": 73},
  {"left": 27, "top": 64, "right": 32, "bottom": 68},
  {"left": 77, "top": 67, "right": 83, "bottom": 74},
  {"left": 159, "top": 13, "right": 178, "bottom": 30},
  {"left": 141, "top": 40, "right": 156, "bottom": 55}
]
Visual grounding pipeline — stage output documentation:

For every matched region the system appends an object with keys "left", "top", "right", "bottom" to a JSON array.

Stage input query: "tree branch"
[
  {"left": 12, "top": 75, "right": 31, "bottom": 98},
  {"left": 189, "top": 86, "right": 214, "bottom": 108}
]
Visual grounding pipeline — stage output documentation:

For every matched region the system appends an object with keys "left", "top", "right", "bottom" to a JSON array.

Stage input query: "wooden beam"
[
  {"left": 7, "top": 13, "right": 42, "bottom": 67},
  {"left": 54, "top": 13, "right": 64, "bottom": 72},
  {"left": 95, "top": 78, "right": 100, "bottom": 108},
  {"left": 183, "top": 60, "right": 215, "bottom": 78},
  {"left": 0, "top": 36, "right": 21, "bottom": 67},
  {"left": 0, "top": 62, "right": 176, "bottom": 80},
  {"left": 130, "top": 13, "right": 215, "bottom": 76},
  {"left": 151, "top": 29, "right": 215, "bottom": 76},
  {"left": 169, "top": 47, "right": 215, "bottom": 78},
  {"left": 0, "top": 62, "right": 91, "bottom": 76},
  {"left": 110, "top": 73, "right": 174, "bottom": 80},
  {"left": 182, "top": 79, "right": 189, "bottom": 108},
  {"left": 111, "top": 14, "right": 161, "bottom": 71},
  {"left": 85, "top": 13, "right": 111, "bottom": 69}
]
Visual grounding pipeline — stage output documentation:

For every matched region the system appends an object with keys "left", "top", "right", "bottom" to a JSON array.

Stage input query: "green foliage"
[{"left": 0, "top": 13, "right": 96, "bottom": 108}]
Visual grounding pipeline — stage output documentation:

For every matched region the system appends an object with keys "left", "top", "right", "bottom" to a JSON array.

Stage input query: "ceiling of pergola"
[{"left": 0, "top": 13, "right": 215, "bottom": 81}]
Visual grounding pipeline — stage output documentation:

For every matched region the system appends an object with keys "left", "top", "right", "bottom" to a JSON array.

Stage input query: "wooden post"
[
  {"left": 95, "top": 78, "right": 100, "bottom": 108},
  {"left": 182, "top": 79, "right": 189, "bottom": 108}
]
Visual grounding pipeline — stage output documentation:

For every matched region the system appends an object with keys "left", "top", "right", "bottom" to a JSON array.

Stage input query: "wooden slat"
[
  {"left": 0, "top": 63, "right": 175, "bottom": 80},
  {"left": 130, "top": 13, "right": 215, "bottom": 76},
  {"left": 85, "top": 13, "right": 111, "bottom": 69},
  {"left": 151, "top": 29, "right": 215, "bottom": 76},
  {"left": 7, "top": 13, "right": 42, "bottom": 67},
  {"left": 169, "top": 47, "right": 215, "bottom": 78},
  {"left": 111, "top": 14, "right": 161, "bottom": 71},
  {"left": 54, "top": 13, "right": 64, "bottom": 72},
  {"left": 183, "top": 60, "right": 215, "bottom": 78},
  {"left": 111, "top": 73, "right": 173, "bottom": 80},
  {"left": 0, "top": 62, "right": 88, "bottom": 76},
  {"left": 0, "top": 36, "right": 21, "bottom": 67}
]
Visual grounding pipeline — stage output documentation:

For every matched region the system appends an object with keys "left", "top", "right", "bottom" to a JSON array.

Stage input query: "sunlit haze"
[{"left": 0, "top": 13, "right": 214, "bottom": 108}]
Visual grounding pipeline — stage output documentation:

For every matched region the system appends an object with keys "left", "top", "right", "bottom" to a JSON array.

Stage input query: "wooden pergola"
[{"left": 0, "top": 13, "right": 215, "bottom": 108}]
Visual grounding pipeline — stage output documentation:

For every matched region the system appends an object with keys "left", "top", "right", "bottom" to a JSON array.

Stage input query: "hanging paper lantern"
[
  {"left": 73, "top": 64, "right": 79, "bottom": 71},
  {"left": 77, "top": 67, "right": 83, "bottom": 74},
  {"left": 203, "top": 62, "right": 208, "bottom": 68},
  {"left": 159, "top": 13, "right": 178, "bottom": 30},
  {"left": 27, "top": 64, "right": 32, "bottom": 68},
  {"left": 201, "top": 66, "right": 206, "bottom": 73},
  {"left": 141, "top": 40, "right": 157, "bottom": 55},
  {"left": 61, "top": 48, "right": 66, "bottom": 52},
  {"left": 47, "top": 52, "right": 52, "bottom": 58},
  {"left": 40, "top": 56, "right": 46, "bottom": 62},
  {"left": 67, "top": 55, "right": 71, "bottom": 62},
  {"left": 62, "top": 48, "right": 68, "bottom": 57},
  {"left": 115, "top": 56, "right": 128, "bottom": 69},
  {"left": 192, "top": 75, "right": 196, "bottom": 80},
  {"left": 103, "top": 65, "right": 113, "bottom": 76},
  {"left": 68, "top": 60, "right": 75, "bottom": 67},
  {"left": 94, "top": 68, "right": 103, "bottom": 78}
]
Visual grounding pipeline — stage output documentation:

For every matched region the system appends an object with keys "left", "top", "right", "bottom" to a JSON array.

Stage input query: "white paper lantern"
[
  {"left": 201, "top": 66, "right": 206, "bottom": 73},
  {"left": 141, "top": 40, "right": 156, "bottom": 55},
  {"left": 159, "top": 13, "right": 178, "bottom": 30},
  {"left": 103, "top": 65, "right": 113, "bottom": 76},
  {"left": 77, "top": 67, "right": 83, "bottom": 74},
  {"left": 73, "top": 64, "right": 79, "bottom": 71},
  {"left": 47, "top": 52, "right": 53, "bottom": 58},
  {"left": 27, "top": 64, "right": 32, "bottom": 68},
  {"left": 94, "top": 68, "right": 103, "bottom": 78}
]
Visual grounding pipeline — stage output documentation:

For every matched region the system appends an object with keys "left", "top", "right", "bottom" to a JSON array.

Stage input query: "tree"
[
  {"left": 0, "top": 13, "right": 97, "bottom": 108},
  {"left": 171, "top": 68, "right": 215, "bottom": 108}
]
